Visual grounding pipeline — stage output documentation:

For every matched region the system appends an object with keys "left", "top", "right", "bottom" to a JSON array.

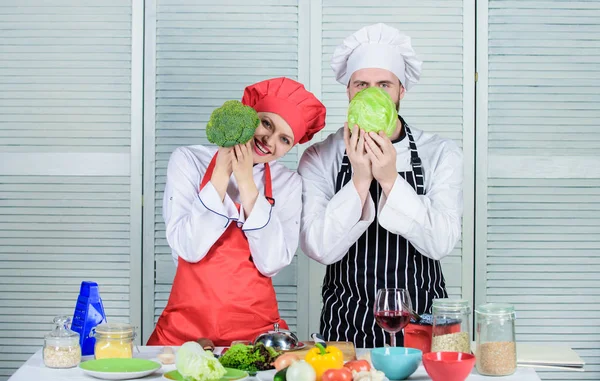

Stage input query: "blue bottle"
[{"left": 71, "top": 281, "right": 107, "bottom": 356}]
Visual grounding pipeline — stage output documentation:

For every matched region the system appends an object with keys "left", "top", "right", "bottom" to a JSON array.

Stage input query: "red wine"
[{"left": 375, "top": 310, "right": 410, "bottom": 332}]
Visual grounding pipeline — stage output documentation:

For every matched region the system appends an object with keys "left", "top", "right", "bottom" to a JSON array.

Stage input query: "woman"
[{"left": 147, "top": 77, "right": 326, "bottom": 346}]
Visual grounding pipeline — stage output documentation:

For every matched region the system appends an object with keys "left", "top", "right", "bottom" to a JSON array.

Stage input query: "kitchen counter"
[{"left": 8, "top": 346, "right": 541, "bottom": 381}]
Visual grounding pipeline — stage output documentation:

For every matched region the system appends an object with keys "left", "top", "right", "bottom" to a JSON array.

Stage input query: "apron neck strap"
[
  {"left": 263, "top": 162, "right": 274, "bottom": 205},
  {"left": 200, "top": 152, "right": 219, "bottom": 190},
  {"left": 200, "top": 151, "right": 274, "bottom": 205}
]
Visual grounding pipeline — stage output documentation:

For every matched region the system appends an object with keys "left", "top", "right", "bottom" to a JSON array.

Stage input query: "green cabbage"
[
  {"left": 347, "top": 87, "right": 397, "bottom": 138},
  {"left": 176, "top": 342, "right": 227, "bottom": 381}
]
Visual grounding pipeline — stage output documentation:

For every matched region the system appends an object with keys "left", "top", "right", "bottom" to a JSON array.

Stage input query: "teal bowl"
[{"left": 371, "top": 347, "right": 422, "bottom": 380}]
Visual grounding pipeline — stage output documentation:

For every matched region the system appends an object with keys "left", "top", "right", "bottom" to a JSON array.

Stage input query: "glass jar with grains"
[
  {"left": 475, "top": 303, "right": 517, "bottom": 376},
  {"left": 431, "top": 299, "right": 472, "bottom": 354},
  {"left": 93, "top": 323, "right": 137, "bottom": 359},
  {"left": 43, "top": 316, "right": 81, "bottom": 369}
]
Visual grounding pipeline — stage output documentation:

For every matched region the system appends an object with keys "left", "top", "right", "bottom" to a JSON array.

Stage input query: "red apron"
[{"left": 147, "top": 153, "right": 287, "bottom": 346}]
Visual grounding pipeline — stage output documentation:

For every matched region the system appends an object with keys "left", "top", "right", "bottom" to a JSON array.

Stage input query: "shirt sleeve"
[
  {"left": 162, "top": 147, "right": 239, "bottom": 266},
  {"left": 239, "top": 173, "right": 303, "bottom": 278},
  {"left": 377, "top": 145, "right": 464, "bottom": 260},
  {"left": 297, "top": 145, "right": 376, "bottom": 265}
]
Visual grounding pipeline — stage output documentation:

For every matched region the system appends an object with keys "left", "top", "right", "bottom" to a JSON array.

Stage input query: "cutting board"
[
  {"left": 292, "top": 341, "right": 356, "bottom": 361},
  {"left": 469, "top": 342, "right": 585, "bottom": 372},
  {"left": 516, "top": 343, "right": 585, "bottom": 371}
]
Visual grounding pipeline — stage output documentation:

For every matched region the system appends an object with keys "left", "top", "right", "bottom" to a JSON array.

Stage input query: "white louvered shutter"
[
  {"left": 320, "top": 0, "right": 473, "bottom": 300},
  {"left": 478, "top": 1, "right": 600, "bottom": 380},
  {"left": 0, "top": 1, "right": 141, "bottom": 380},
  {"left": 149, "top": 0, "right": 302, "bottom": 337}
]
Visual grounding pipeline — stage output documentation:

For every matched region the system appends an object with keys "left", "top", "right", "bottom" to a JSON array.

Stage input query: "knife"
[
  {"left": 408, "top": 307, "right": 421, "bottom": 323},
  {"left": 311, "top": 332, "right": 327, "bottom": 347}
]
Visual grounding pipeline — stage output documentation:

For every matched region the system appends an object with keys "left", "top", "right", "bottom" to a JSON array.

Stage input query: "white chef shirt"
[
  {"left": 298, "top": 126, "right": 463, "bottom": 264},
  {"left": 163, "top": 145, "right": 302, "bottom": 277}
]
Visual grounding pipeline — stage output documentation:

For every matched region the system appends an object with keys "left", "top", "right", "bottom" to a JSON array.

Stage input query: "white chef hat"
[{"left": 330, "top": 23, "right": 422, "bottom": 91}]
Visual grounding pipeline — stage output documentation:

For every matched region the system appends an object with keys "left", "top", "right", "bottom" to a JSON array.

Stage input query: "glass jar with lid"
[
  {"left": 93, "top": 323, "right": 137, "bottom": 359},
  {"left": 475, "top": 303, "right": 517, "bottom": 376},
  {"left": 431, "top": 299, "right": 472, "bottom": 353},
  {"left": 43, "top": 316, "right": 81, "bottom": 368}
]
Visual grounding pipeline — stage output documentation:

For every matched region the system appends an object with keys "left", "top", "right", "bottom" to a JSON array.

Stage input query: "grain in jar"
[
  {"left": 475, "top": 303, "right": 517, "bottom": 376},
  {"left": 43, "top": 316, "right": 81, "bottom": 369},
  {"left": 477, "top": 341, "right": 517, "bottom": 376},
  {"left": 431, "top": 331, "right": 471, "bottom": 353},
  {"left": 431, "top": 299, "right": 472, "bottom": 354}
]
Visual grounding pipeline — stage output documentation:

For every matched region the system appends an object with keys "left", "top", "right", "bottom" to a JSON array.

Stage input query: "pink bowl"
[{"left": 422, "top": 352, "right": 476, "bottom": 381}]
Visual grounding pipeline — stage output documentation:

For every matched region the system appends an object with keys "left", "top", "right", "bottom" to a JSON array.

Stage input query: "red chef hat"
[{"left": 242, "top": 77, "right": 326, "bottom": 145}]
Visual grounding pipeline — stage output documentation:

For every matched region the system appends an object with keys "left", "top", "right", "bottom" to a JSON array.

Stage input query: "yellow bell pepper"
[{"left": 305, "top": 343, "right": 344, "bottom": 381}]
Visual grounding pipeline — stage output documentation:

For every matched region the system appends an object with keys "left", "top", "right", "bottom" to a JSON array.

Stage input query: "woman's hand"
[
  {"left": 233, "top": 141, "right": 259, "bottom": 216},
  {"left": 232, "top": 141, "right": 255, "bottom": 188},
  {"left": 210, "top": 147, "right": 234, "bottom": 201}
]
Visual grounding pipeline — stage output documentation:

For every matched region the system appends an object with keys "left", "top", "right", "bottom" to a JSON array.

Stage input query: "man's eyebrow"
[
  {"left": 377, "top": 80, "right": 394, "bottom": 85},
  {"left": 352, "top": 80, "right": 367, "bottom": 85}
]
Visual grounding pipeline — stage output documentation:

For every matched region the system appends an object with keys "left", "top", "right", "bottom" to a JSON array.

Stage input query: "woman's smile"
[{"left": 253, "top": 138, "right": 271, "bottom": 156}]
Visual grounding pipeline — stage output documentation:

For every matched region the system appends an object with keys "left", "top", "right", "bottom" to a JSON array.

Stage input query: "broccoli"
[{"left": 206, "top": 100, "right": 260, "bottom": 147}]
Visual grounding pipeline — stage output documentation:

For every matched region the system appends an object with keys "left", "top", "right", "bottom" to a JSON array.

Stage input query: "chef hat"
[
  {"left": 242, "top": 77, "right": 326, "bottom": 145},
  {"left": 330, "top": 23, "right": 422, "bottom": 91}
]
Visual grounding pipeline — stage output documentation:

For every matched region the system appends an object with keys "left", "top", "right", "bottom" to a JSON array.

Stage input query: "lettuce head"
[
  {"left": 176, "top": 341, "right": 226, "bottom": 381},
  {"left": 347, "top": 87, "right": 397, "bottom": 137}
]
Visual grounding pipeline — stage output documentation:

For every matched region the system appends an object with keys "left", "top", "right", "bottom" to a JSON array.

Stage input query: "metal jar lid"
[{"left": 94, "top": 323, "right": 135, "bottom": 339}]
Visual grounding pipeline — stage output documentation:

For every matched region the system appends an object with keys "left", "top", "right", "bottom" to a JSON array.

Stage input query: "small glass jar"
[
  {"left": 43, "top": 316, "right": 81, "bottom": 369},
  {"left": 431, "top": 299, "right": 472, "bottom": 353},
  {"left": 93, "top": 323, "right": 136, "bottom": 359},
  {"left": 475, "top": 303, "right": 517, "bottom": 376}
]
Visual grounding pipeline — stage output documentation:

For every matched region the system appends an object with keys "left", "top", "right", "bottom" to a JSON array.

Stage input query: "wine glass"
[{"left": 374, "top": 288, "right": 412, "bottom": 347}]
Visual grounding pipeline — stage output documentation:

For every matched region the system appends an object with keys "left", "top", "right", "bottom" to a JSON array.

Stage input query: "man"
[{"left": 298, "top": 23, "right": 463, "bottom": 348}]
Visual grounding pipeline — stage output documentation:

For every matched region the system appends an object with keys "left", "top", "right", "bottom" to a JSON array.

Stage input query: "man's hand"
[
  {"left": 233, "top": 141, "right": 259, "bottom": 216},
  {"left": 211, "top": 147, "right": 234, "bottom": 201},
  {"left": 365, "top": 131, "right": 398, "bottom": 196},
  {"left": 344, "top": 123, "right": 373, "bottom": 204}
]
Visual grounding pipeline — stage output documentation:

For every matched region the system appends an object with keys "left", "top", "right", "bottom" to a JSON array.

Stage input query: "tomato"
[
  {"left": 322, "top": 368, "right": 353, "bottom": 381},
  {"left": 343, "top": 359, "right": 371, "bottom": 372}
]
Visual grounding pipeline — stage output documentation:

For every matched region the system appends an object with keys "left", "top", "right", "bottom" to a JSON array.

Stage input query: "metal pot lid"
[{"left": 253, "top": 323, "right": 300, "bottom": 351}]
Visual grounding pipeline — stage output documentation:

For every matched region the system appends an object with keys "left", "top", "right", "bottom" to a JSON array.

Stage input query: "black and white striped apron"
[{"left": 320, "top": 123, "right": 448, "bottom": 349}]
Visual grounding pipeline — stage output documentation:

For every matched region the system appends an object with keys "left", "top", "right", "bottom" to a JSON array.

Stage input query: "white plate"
[
  {"left": 256, "top": 369, "right": 389, "bottom": 381},
  {"left": 256, "top": 369, "right": 277, "bottom": 381}
]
